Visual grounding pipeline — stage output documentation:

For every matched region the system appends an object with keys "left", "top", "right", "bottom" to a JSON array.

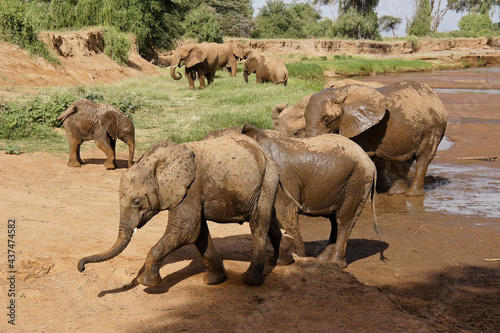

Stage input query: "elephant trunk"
[
  {"left": 243, "top": 71, "right": 249, "bottom": 83},
  {"left": 170, "top": 55, "right": 182, "bottom": 80},
  {"left": 77, "top": 225, "right": 133, "bottom": 272},
  {"left": 127, "top": 140, "right": 135, "bottom": 168}
]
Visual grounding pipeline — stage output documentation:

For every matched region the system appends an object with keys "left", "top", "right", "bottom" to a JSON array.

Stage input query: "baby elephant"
[
  {"left": 243, "top": 124, "right": 379, "bottom": 268},
  {"left": 243, "top": 54, "right": 288, "bottom": 85},
  {"left": 78, "top": 134, "right": 292, "bottom": 287},
  {"left": 57, "top": 99, "right": 135, "bottom": 169}
]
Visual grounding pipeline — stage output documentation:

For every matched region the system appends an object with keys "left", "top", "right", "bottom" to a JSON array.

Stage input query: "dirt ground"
[{"left": 1, "top": 33, "right": 499, "bottom": 332}]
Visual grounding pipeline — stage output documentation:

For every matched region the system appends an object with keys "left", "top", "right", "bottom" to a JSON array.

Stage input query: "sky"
[{"left": 251, "top": 0, "right": 469, "bottom": 37}]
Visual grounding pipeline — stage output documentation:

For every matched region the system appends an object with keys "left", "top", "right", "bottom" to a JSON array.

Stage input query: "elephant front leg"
[
  {"left": 275, "top": 194, "right": 305, "bottom": 257},
  {"left": 194, "top": 219, "right": 227, "bottom": 285},
  {"left": 198, "top": 74, "right": 206, "bottom": 89},
  {"left": 267, "top": 212, "right": 294, "bottom": 266}
]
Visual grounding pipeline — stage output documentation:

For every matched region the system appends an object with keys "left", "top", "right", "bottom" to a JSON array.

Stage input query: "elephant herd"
[
  {"left": 169, "top": 41, "right": 289, "bottom": 89},
  {"left": 59, "top": 48, "right": 447, "bottom": 288}
]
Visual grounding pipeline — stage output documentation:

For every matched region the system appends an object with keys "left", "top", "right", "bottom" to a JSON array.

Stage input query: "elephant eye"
[
  {"left": 293, "top": 129, "right": 303, "bottom": 137},
  {"left": 132, "top": 197, "right": 142, "bottom": 208}
]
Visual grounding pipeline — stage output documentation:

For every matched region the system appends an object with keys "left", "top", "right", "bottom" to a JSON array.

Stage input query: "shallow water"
[
  {"left": 424, "top": 164, "right": 500, "bottom": 220},
  {"left": 435, "top": 88, "right": 500, "bottom": 94}
]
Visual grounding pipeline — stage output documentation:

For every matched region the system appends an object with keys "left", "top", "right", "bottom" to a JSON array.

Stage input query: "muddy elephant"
[
  {"left": 78, "top": 134, "right": 293, "bottom": 287},
  {"left": 210, "top": 42, "right": 251, "bottom": 77},
  {"left": 170, "top": 43, "right": 219, "bottom": 89},
  {"left": 324, "top": 79, "right": 384, "bottom": 89},
  {"left": 242, "top": 124, "right": 379, "bottom": 268},
  {"left": 243, "top": 54, "right": 288, "bottom": 85},
  {"left": 57, "top": 99, "right": 135, "bottom": 169},
  {"left": 273, "top": 80, "right": 448, "bottom": 196}
]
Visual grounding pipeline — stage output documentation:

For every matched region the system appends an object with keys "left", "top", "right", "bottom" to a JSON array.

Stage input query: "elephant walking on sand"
[
  {"left": 78, "top": 134, "right": 293, "bottom": 287},
  {"left": 273, "top": 80, "right": 447, "bottom": 196},
  {"left": 243, "top": 54, "right": 288, "bottom": 85},
  {"left": 242, "top": 124, "right": 379, "bottom": 268},
  {"left": 170, "top": 43, "right": 219, "bottom": 89},
  {"left": 57, "top": 99, "right": 135, "bottom": 169}
]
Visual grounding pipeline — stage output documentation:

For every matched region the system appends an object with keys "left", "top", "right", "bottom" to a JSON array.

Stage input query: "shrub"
[
  {"left": 459, "top": 14, "right": 492, "bottom": 33},
  {"left": 103, "top": 27, "right": 132, "bottom": 65},
  {"left": 184, "top": 4, "right": 223, "bottom": 43},
  {"left": 331, "top": 9, "right": 381, "bottom": 40}
]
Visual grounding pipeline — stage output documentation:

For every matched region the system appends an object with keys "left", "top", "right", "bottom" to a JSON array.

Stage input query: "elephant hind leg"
[
  {"left": 407, "top": 138, "right": 440, "bottom": 196},
  {"left": 194, "top": 218, "right": 227, "bottom": 285}
]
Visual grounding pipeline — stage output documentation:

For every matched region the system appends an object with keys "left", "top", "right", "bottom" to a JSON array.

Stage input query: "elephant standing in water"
[
  {"left": 242, "top": 124, "right": 379, "bottom": 268},
  {"left": 273, "top": 80, "right": 447, "bottom": 196},
  {"left": 78, "top": 135, "right": 293, "bottom": 287},
  {"left": 57, "top": 99, "right": 135, "bottom": 169},
  {"left": 170, "top": 43, "right": 219, "bottom": 89}
]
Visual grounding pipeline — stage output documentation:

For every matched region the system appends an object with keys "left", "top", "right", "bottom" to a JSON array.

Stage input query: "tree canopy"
[{"left": 378, "top": 15, "right": 402, "bottom": 38}]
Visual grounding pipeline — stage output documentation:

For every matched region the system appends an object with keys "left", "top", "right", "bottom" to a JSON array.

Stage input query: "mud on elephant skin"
[
  {"left": 273, "top": 80, "right": 448, "bottom": 196},
  {"left": 57, "top": 99, "right": 135, "bottom": 169},
  {"left": 243, "top": 53, "right": 288, "bottom": 85},
  {"left": 242, "top": 124, "right": 380, "bottom": 269},
  {"left": 78, "top": 134, "right": 294, "bottom": 287},
  {"left": 170, "top": 43, "right": 219, "bottom": 90}
]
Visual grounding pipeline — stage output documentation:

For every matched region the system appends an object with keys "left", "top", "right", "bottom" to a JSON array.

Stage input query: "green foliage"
[
  {"left": 0, "top": 1, "right": 59, "bottom": 64},
  {"left": 252, "top": 0, "right": 323, "bottom": 39},
  {"left": 406, "top": 35, "right": 419, "bottom": 52},
  {"left": 184, "top": 4, "right": 223, "bottom": 43},
  {"left": 331, "top": 9, "right": 381, "bottom": 40},
  {"left": 2, "top": 145, "right": 22, "bottom": 155},
  {"left": 378, "top": 15, "right": 402, "bottom": 37},
  {"left": 458, "top": 14, "right": 492, "bottom": 33},
  {"left": 286, "top": 62, "right": 325, "bottom": 81},
  {"left": 407, "top": 0, "right": 432, "bottom": 37},
  {"left": 0, "top": 93, "right": 76, "bottom": 140},
  {"left": 447, "top": 0, "right": 500, "bottom": 15},
  {"left": 103, "top": 27, "right": 131, "bottom": 65},
  {"left": 75, "top": 0, "right": 103, "bottom": 27}
]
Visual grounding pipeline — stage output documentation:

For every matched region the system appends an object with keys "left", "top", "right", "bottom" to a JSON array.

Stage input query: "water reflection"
[{"left": 424, "top": 164, "right": 500, "bottom": 219}]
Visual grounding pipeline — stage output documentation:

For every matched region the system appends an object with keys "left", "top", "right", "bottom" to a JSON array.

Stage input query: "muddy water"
[{"left": 336, "top": 68, "right": 500, "bottom": 221}]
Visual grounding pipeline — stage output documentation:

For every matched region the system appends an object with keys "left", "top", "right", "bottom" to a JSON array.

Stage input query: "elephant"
[
  {"left": 210, "top": 42, "right": 251, "bottom": 77},
  {"left": 170, "top": 43, "right": 219, "bottom": 90},
  {"left": 273, "top": 80, "right": 448, "bottom": 196},
  {"left": 324, "top": 79, "right": 384, "bottom": 89},
  {"left": 243, "top": 53, "right": 288, "bottom": 85},
  {"left": 242, "top": 124, "right": 379, "bottom": 268},
  {"left": 78, "top": 134, "right": 294, "bottom": 287},
  {"left": 57, "top": 99, "right": 135, "bottom": 169}
]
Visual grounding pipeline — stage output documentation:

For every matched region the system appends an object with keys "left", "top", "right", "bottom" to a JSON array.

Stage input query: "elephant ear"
[
  {"left": 185, "top": 46, "right": 205, "bottom": 68},
  {"left": 339, "top": 85, "right": 387, "bottom": 138},
  {"left": 100, "top": 110, "right": 119, "bottom": 140},
  {"left": 272, "top": 102, "right": 289, "bottom": 129},
  {"left": 233, "top": 43, "right": 244, "bottom": 59},
  {"left": 154, "top": 143, "right": 197, "bottom": 211}
]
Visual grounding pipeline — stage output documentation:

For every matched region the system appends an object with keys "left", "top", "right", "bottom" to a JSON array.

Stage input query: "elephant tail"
[
  {"left": 279, "top": 180, "right": 307, "bottom": 213},
  {"left": 371, "top": 169, "right": 382, "bottom": 241},
  {"left": 57, "top": 103, "right": 78, "bottom": 121}
]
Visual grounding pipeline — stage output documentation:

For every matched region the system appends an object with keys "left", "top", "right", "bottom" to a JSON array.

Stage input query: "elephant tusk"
[{"left": 134, "top": 228, "right": 137, "bottom": 233}]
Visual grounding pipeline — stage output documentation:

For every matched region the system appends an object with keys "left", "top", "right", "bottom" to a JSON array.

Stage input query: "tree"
[
  {"left": 431, "top": 0, "right": 449, "bottom": 31},
  {"left": 378, "top": 15, "right": 402, "bottom": 38},
  {"left": 184, "top": 4, "right": 223, "bottom": 43},
  {"left": 407, "top": 0, "right": 432, "bottom": 36},
  {"left": 447, "top": 0, "right": 500, "bottom": 15},
  {"left": 315, "top": 0, "right": 381, "bottom": 39},
  {"left": 252, "top": 0, "right": 323, "bottom": 39}
]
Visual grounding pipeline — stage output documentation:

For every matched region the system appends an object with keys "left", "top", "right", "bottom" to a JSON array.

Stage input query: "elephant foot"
[
  {"left": 241, "top": 270, "right": 264, "bottom": 286},
  {"left": 388, "top": 180, "right": 408, "bottom": 195},
  {"left": 203, "top": 270, "right": 228, "bottom": 285},
  {"left": 137, "top": 271, "right": 162, "bottom": 287},
  {"left": 317, "top": 244, "right": 336, "bottom": 262},
  {"left": 332, "top": 256, "right": 347, "bottom": 269},
  {"left": 67, "top": 160, "right": 82, "bottom": 167},
  {"left": 406, "top": 186, "right": 425, "bottom": 197},
  {"left": 104, "top": 161, "right": 116, "bottom": 170}
]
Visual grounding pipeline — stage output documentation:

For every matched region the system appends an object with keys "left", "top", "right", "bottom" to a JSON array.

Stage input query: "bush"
[
  {"left": 184, "top": 4, "right": 222, "bottom": 43},
  {"left": 407, "top": 0, "right": 432, "bottom": 37},
  {"left": 103, "top": 27, "right": 131, "bottom": 65},
  {"left": 0, "top": 93, "right": 76, "bottom": 140},
  {"left": 331, "top": 9, "right": 381, "bottom": 40},
  {"left": 0, "top": 1, "right": 59, "bottom": 64},
  {"left": 459, "top": 14, "right": 492, "bottom": 33}
]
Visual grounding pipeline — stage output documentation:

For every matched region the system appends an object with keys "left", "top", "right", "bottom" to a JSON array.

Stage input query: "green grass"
[{"left": 285, "top": 54, "right": 436, "bottom": 79}]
